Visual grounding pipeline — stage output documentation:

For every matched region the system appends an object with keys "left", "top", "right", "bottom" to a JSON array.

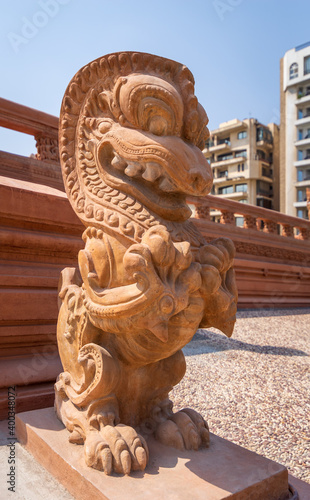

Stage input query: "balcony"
[
  {"left": 211, "top": 156, "right": 244, "bottom": 168},
  {"left": 261, "top": 167, "right": 273, "bottom": 179},
  {"left": 295, "top": 178, "right": 310, "bottom": 188},
  {"left": 256, "top": 152, "right": 272, "bottom": 165},
  {"left": 256, "top": 139, "right": 273, "bottom": 150},
  {"left": 295, "top": 137, "right": 310, "bottom": 147},
  {"left": 294, "top": 158, "right": 310, "bottom": 167},
  {"left": 295, "top": 114, "right": 310, "bottom": 126},
  {"left": 217, "top": 191, "right": 248, "bottom": 200},
  {"left": 294, "top": 201, "right": 308, "bottom": 208},
  {"left": 295, "top": 93, "right": 310, "bottom": 106},
  {"left": 257, "top": 192, "right": 273, "bottom": 199},
  {"left": 209, "top": 140, "right": 231, "bottom": 153},
  {"left": 213, "top": 175, "right": 229, "bottom": 184}
]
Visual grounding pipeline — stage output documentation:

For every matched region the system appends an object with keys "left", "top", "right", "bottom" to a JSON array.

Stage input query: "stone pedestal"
[{"left": 16, "top": 407, "right": 298, "bottom": 500}]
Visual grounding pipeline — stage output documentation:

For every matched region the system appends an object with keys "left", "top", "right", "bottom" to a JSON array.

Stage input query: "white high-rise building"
[{"left": 280, "top": 42, "right": 310, "bottom": 219}]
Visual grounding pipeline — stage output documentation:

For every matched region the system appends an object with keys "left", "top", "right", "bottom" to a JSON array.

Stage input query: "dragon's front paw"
[
  {"left": 155, "top": 408, "right": 209, "bottom": 451},
  {"left": 84, "top": 425, "right": 149, "bottom": 475}
]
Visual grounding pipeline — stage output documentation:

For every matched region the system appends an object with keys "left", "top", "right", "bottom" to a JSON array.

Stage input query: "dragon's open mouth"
[{"left": 95, "top": 125, "right": 213, "bottom": 222}]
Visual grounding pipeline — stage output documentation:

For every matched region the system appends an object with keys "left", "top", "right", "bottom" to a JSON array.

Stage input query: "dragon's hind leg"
[{"left": 134, "top": 349, "right": 210, "bottom": 451}]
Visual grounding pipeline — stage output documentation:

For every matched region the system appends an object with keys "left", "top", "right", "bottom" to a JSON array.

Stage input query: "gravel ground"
[{"left": 171, "top": 308, "right": 310, "bottom": 484}]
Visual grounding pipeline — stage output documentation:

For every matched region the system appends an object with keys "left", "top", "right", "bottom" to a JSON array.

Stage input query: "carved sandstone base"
[{"left": 16, "top": 408, "right": 298, "bottom": 500}]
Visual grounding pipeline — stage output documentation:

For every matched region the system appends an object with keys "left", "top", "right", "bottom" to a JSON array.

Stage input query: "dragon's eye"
[{"left": 148, "top": 116, "right": 168, "bottom": 136}]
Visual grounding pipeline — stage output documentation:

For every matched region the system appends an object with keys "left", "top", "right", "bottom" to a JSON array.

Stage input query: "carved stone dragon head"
[{"left": 59, "top": 52, "right": 213, "bottom": 238}]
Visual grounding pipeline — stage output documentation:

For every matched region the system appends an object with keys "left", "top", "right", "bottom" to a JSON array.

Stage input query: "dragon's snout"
[{"left": 100, "top": 125, "right": 213, "bottom": 199}]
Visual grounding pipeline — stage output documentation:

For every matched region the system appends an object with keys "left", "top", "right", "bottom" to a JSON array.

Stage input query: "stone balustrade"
[
  {"left": 190, "top": 195, "right": 310, "bottom": 241},
  {"left": 0, "top": 97, "right": 59, "bottom": 163}
]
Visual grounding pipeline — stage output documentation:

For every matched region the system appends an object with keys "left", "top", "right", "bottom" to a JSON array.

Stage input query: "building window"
[
  {"left": 218, "top": 185, "right": 233, "bottom": 195},
  {"left": 298, "top": 150, "right": 303, "bottom": 161},
  {"left": 235, "top": 150, "right": 247, "bottom": 158},
  {"left": 297, "top": 208, "right": 306, "bottom": 219},
  {"left": 262, "top": 166, "right": 272, "bottom": 178},
  {"left": 237, "top": 131, "right": 247, "bottom": 140},
  {"left": 298, "top": 108, "right": 303, "bottom": 119},
  {"left": 305, "top": 129, "right": 310, "bottom": 139},
  {"left": 304, "top": 56, "right": 310, "bottom": 75},
  {"left": 237, "top": 163, "right": 245, "bottom": 172},
  {"left": 298, "top": 129, "right": 303, "bottom": 140},
  {"left": 257, "top": 181, "right": 272, "bottom": 197},
  {"left": 297, "top": 189, "right": 306, "bottom": 202},
  {"left": 257, "top": 199, "right": 272, "bottom": 209},
  {"left": 235, "top": 183, "right": 248, "bottom": 193},
  {"left": 290, "top": 63, "right": 298, "bottom": 79},
  {"left": 256, "top": 149, "right": 266, "bottom": 161},
  {"left": 218, "top": 170, "right": 228, "bottom": 178},
  {"left": 296, "top": 169, "right": 310, "bottom": 181},
  {"left": 256, "top": 126, "right": 273, "bottom": 143},
  {"left": 218, "top": 137, "right": 230, "bottom": 146},
  {"left": 217, "top": 153, "right": 233, "bottom": 162},
  {"left": 306, "top": 149, "right": 310, "bottom": 159}
]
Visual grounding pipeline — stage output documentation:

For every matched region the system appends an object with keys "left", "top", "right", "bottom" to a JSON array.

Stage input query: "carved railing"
[
  {"left": 0, "top": 97, "right": 59, "bottom": 163},
  {"left": 190, "top": 195, "right": 310, "bottom": 241}
]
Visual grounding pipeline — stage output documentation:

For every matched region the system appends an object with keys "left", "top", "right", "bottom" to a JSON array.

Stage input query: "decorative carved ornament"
[
  {"left": 55, "top": 52, "right": 238, "bottom": 475},
  {"left": 195, "top": 203, "right": 210, "bottom": 220},
  {"left": 35, "top": 132, "right": 60, "bottom": 163}
]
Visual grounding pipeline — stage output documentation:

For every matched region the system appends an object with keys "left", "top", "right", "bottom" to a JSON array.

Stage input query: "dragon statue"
[{"left": 55, "top": 51, "right": 238, "bottom": 475}]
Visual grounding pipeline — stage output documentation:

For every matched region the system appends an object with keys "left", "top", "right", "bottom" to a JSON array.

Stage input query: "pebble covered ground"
[{"left": 170, "top": 308, "right": 310, "bottom": 483}]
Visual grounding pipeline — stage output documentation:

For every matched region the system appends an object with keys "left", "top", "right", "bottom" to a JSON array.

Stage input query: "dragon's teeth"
[
  {"left": 124, "top": 163, "right": 141, "bottom": 177},
  {"left": 158, "top": 177, "right": 177, "bottom": 192},
  {"left": 142, "top": 163, "right": 161, "bottom": 182},
  {"left": 111, "top": 154, "right": 127, "bottom": 170}
]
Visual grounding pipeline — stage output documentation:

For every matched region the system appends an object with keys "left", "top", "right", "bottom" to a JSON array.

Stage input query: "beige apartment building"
[
  {"left": 203, "top": 118, "right": 279, "bottom": 221},
  {"left": 280, "top": 41, "right": 310, "bottom": 219}
]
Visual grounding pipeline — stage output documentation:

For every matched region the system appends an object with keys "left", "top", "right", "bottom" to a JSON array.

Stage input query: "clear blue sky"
[{"left": 1, "top": 0, "right": 310, "bottom": 156}]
